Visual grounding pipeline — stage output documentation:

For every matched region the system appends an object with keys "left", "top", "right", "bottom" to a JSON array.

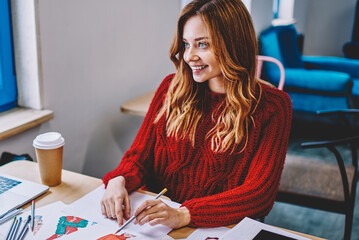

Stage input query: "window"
[
  {"left": 273, "top": 0, "right": 280, "bottom": 19},
  {"left": 0, "top": 0, "right": 17, "bottom": 113}
]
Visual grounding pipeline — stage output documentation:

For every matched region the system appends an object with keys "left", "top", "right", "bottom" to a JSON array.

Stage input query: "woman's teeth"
[{"left": 192, "top": 66, "right": 206, "bottom": 70}]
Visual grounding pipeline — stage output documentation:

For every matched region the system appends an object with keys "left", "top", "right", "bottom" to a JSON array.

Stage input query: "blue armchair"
[{"left": 259, "top": 24, "right": 359, "bottom": 121}]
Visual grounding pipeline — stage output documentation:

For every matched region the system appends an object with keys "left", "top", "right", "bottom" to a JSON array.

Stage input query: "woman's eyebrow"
[
  {"left": 182, "top": 37, "right": 209, "bottom": 42},
  {"left": 194, "top": 37, "right": 209, "bottom": 41}
]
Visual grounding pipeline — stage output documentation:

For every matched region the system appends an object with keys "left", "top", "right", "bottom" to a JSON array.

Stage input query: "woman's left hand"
[{"left": 132, "top": 199, "right": 191, "bottom": 229}]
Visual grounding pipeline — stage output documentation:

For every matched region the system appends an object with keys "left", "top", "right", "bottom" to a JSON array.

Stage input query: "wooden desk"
[
  {"left": 0, "top": 161, "right": 324, "bottom": 239},
  {"left": 120, "top": 91, "right": 155, "bottom": 117},
  {"left": 0, "top": 160, "right": 102, "bottom": 209}
]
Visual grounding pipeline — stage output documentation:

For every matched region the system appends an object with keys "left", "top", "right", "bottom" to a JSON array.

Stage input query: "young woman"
[{"left": 101, "top": 0, "right": 292, "bottom": 229}]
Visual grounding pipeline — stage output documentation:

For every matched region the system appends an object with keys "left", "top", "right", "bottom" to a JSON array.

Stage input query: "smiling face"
[{"left": 182, "top": 15, "right": 225, "bottom": 93}]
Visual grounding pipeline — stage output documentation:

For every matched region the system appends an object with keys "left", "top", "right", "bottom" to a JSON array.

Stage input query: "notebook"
[{"left": 0, "top": 174, "right": 49, "bottom": 217}]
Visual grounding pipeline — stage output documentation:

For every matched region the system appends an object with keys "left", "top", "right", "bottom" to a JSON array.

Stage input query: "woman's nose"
[{"left": 184, "top": 47, "right": 199, "bottom": 62}]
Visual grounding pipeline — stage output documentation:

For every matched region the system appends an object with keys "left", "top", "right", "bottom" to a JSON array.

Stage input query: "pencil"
[
  {"left": 12, "top": 217, "right": 22, "bottom": 240},
  {"left": 16, "top": 215, "right": 31, "bottom": 240},
  {"left": 8, "top": 218, "right": 18, "bottom": 240},
  {"left": 0, "top": 208, "right": 21, "bottom": 219},
  {"left": 5, "top": 217, "right": 16, "bottom": 240},
  {"left": 17, "top": 222, "right": 29, "bottom": 240},
  {"left": 114, "top": 188, "right": 168, "bottom": 234},
  {"left": 0, "top": 209, "right": 22, "bottom": 224},
  {"left": 30, "top": 200, "right": 35, "bottom": 231}
]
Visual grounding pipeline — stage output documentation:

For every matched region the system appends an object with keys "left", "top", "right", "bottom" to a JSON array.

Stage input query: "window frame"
[{"left": 0, "top": 0, "right": 17, "bottom": 113}]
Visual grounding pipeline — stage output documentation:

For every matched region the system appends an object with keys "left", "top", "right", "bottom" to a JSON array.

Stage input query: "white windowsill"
[
  {"left": 0, "top": 1, "right": 53, "bottom": 141},
  {"left": 0, "top": 107, "right": 53, "bottom": 141}
]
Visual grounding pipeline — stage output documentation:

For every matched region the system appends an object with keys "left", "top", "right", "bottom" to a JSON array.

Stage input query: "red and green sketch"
[
  {"left": 46, "top": 216, "right": 95, "bottom": 240},
  {"left": 97, "top": 232, "right": 136, "bottom": 240},
  {"left": 33, "top": 215, "right": 43, "bottom": 235}
]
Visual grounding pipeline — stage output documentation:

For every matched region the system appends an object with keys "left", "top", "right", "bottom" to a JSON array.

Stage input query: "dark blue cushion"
[
  {"left": 260, "top": 25, "right": 304, "bottom": 68},
  {"left": 303, "top": 56, "right": 359, "bottom": 77},
  {"left": 289, "top": 92, "right": 349, "bottom": 113},
  {"left": 351, "top": 78, "right": 359, "bottom": 96},
  {"left": 266, "top": 68, "right": 351, "bottom": 94},
  {"left": 260, "top": 27, "right": 285, "bottom": 65}
]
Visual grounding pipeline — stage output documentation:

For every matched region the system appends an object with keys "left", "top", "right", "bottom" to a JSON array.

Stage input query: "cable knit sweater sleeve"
[
  {"left": 102, "top": 74, "right": 174, "bottom": 192},
  {"left": 182, "top": 86, "right": 292, "bottom": 227}
]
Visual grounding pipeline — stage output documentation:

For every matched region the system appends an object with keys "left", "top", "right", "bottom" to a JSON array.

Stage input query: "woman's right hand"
[{"left": 101, "top": 176, "right": 131, "bottom": 226}]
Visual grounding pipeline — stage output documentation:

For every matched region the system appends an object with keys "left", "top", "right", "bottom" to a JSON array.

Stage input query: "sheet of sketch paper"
[
  {"left": 63, "top": 223, "right": 175, "bottom": 240},
  {"left": 220, "top": 217, "right": 310, "bottom": 240},
  {"left": 63, "top": 185, "right": 181, "bottom": 239},
  {"left": 0, "top": 201, "right": 97, "bottom": 240}
]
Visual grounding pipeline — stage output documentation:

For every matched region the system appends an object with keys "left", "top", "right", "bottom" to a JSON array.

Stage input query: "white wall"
[
  {"left": 299, "top": 0, "right": 356, "bottom": 57},
  {"left": 249, "top": 0, "right": 274, "bottom": 35},
  {"left": 0, "top": 0, "right": 179, "bottom": 178}
]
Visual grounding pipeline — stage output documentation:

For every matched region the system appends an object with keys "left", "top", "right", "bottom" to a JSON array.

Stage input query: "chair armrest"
[
  {"left": 300, "top": 135, "right": 359, "bottom": 149},
  {"left": 316, "top": 109, "right": 359, "bottom": 116},
  {"left": 281, "top": 69, "right": 352, "bottom": 94},
  {"left": 301, "top": 136, "right": 359, "bottom": 202},
  {"left": 316, "top": 109, "right": 359, "bottom": 134},
  {"left": 303, "top": 56, "right": 359, "bottom": 78}
]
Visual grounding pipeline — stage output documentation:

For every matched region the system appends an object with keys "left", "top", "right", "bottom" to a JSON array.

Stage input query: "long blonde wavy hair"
[{"left": 155, "top": 0, "right": 261, "bottom": 153}]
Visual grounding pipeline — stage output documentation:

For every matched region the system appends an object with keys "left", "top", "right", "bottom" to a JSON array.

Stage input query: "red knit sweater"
[{"left": 103, "top": 74, "right": 292, "bottom": 227}]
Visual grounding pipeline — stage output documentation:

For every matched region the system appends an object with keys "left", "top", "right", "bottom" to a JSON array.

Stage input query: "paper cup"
[{"left": 33, "top": 132, "right": 65, "bottom": 187}]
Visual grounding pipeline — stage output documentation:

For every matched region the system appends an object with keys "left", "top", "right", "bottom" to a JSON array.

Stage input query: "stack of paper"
[
  {"left": 0, "top": 186, "right": 312, "bottom": 240},
  {"left": 0, "top": 185, "right": 179, "bottom": 240},
  {"left": 220, "top": 217, "right": 310, "bottom": 240},
  {"left": 183, "top": 218, "right": 311, "bottom": 240}
]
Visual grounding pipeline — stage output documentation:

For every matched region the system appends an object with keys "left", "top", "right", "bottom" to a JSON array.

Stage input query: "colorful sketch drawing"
[
  {"left": 97, "top": 233, "right": 136, "bottom": 240},
  {"left": 46, "top": 216, "right": 90, "bottom": 240},
  {"left": 33, "top": 215, "right": 43, "bottom": 235}
]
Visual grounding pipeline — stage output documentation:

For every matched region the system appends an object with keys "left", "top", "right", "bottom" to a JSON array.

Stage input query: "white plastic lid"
[{"left": 33, "top": 132, "right": 65, "bottom": 150}]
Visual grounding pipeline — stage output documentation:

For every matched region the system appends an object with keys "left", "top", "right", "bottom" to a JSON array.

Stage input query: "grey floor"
[{"left": 265, "top": 118, "right": 359, "bottom": 240}]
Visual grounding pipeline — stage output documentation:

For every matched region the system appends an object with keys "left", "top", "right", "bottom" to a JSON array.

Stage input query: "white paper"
[
  {"left": 0, "top": 201, "right": 98, "bottom": 240},
  {"left": 186, "top": 226, "right": 230, "bottom": 240},
  {"left": 61, "top": 221, "right": 175, "bottom": 240},
  {"left": 67, "top": 226, "right": 175, "bottom": 240},
  {"left": 62, "top": 185, "right": 181, "bottom": 239},
  {"left": 220, "top": 217, "right": 311, "bottom": 240}
]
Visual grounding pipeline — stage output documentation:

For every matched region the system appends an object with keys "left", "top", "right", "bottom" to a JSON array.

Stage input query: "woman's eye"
[
  {"left": 199, "top": 42, "right": 207, "bottom": 48},
  {"left": 183, "top": 42, "right": 189, "bottom": 48}
]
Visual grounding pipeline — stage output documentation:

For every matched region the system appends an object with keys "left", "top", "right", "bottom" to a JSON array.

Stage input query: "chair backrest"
[
  {"left": 352, "top": 0, "right": 359, "bottom": 41},
  {"left": 256, "top": 55, "right": 285, "bottom": 90},
  {"left": 260, "top": 24, "right": 304, "bottom": 69}
]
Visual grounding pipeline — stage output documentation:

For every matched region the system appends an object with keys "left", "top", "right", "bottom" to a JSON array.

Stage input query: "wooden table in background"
[
  {"left": 0, "top": 161, "right": 324, "bottom": 239},
  {"left": 120, "top": 91, "right": 155, "bottom": 117}
]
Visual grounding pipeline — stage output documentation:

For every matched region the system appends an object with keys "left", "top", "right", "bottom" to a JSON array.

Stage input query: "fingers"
[
  {"left": 138, "top": 213, "right": 166, "bottom": 226},
  {"left": 123, "top": 194, "right": 131, "bottom": 220},
  {"left": 133, "top": 199, "right": 157, "bottom": 216},
  {"left": 133, "top": 200, "right": 168, "bottom": 226},
  {"left": 148, "top": 217, "right": 166, "bottom": 226},
  {"left": 114, "top": 198, "right": 124, "bottom": 225},
  {"left": 100, "top": 176, "right": 129, "bottom": 226},
  {"left": 101, "top": 201, "right": 106, "bottom": 215},
  {"left": 102, "top": 194, "right": 189, "bottom": 229},
  {"left": 101, "top": 196, "right": 126, "bottom": 225},
  {"left": 101, "top": 196, "right": 122, "bottom": 219}
]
